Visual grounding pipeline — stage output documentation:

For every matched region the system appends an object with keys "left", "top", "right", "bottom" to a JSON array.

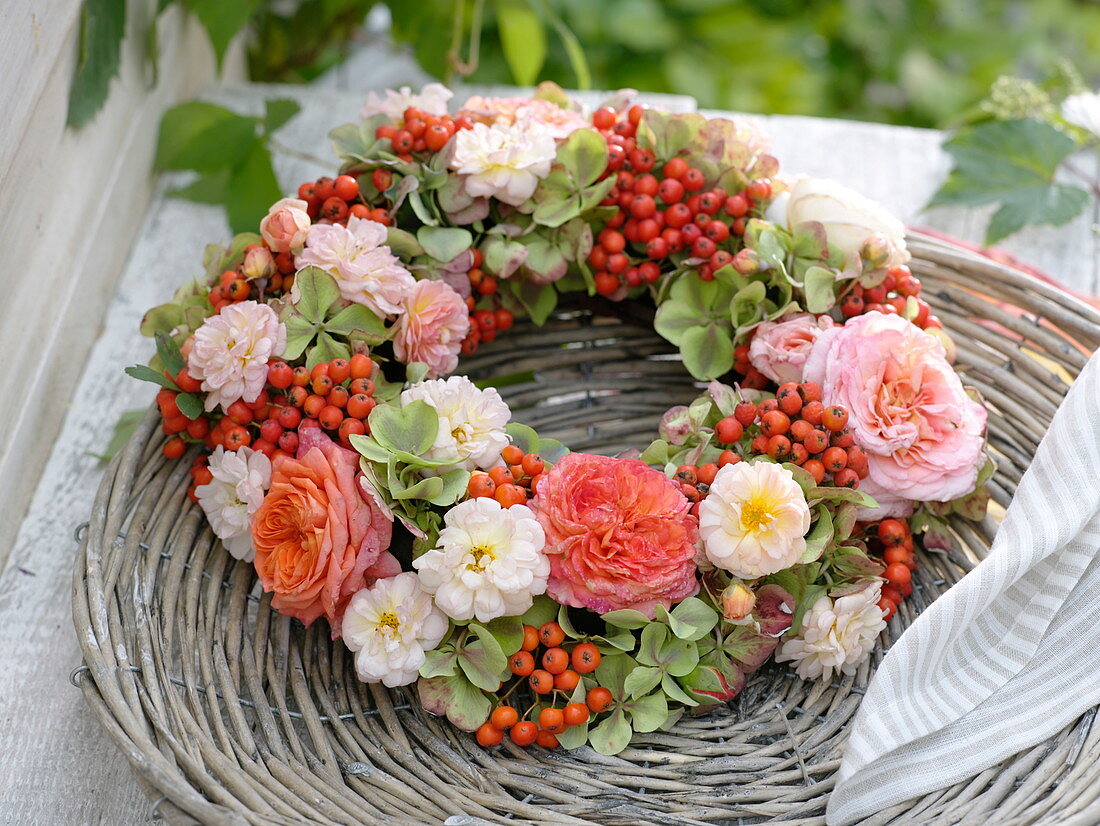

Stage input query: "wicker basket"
[{"left": 73, "top": 232, "right": 1100, "bottom": 826}]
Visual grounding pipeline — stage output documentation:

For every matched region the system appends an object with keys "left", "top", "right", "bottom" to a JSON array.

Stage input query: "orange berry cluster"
[
  {"left": 461, "top": 248, "right": 518, "bottom": 356},
  {"left": 476, "top": 622, "right": 608, "bottom": 749},
  {"left": 374, "top": 107, "right": 473, "bottom": 162},
  {"left": 587, "top": 104, "right": 774, "bottom": 295},
  {"left": 466, "top": 445, "right": 546, "bottom": 509},
  {"left": 207, "top": 243, "right": 295, "bottom": 313},
  {"left": 297, "top": 173, "right": 390, "bottom": 227},
  {"left": 870, "top": 518, "right": 918, "bottom": 620},
  {"left": 841, "top": 265, "right": 943, "bottom": 331}
]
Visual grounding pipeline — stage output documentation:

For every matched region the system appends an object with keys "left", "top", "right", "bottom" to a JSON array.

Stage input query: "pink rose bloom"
[
  {"left": 188, "top": 300, "right": 286, "bottom": 412},
  {"left": 530, "top": 453, "right": 700, "bottom": 617},
  {"left": 804, "top": 311, "right": 987, "bottom": 506},
  {"left": 260, "top": 198, "right": 311, "bottom": 253},
  {"left": 392, "top": 279, "right": 470, "bottom": 378},
  {"left": 252, "top": 428, "right": 397, "bottom": 638},
  {"left": 459, "top": 96, "right": 589, "bottom": 140},
  {"left": 749, "top": 312, "right": 834, "bottom": 385},
  {"left": 296, "top": 216, "right": 416, "bottom": 318}
]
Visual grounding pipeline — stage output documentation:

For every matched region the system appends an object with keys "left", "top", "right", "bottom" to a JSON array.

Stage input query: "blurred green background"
[{"left": 260, "top": 0, "right": 1100, "bottom": 128}]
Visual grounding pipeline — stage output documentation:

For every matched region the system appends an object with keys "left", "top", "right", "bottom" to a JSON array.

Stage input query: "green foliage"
[
  {"left": 930, "top": 118, "right": 1091, "bottom": 243},
  {"left": 156, "top": 98, "right": 300, "bottom": 233},
  {"left": 67, "top": 0, "right": 126, "bottom": 128}
]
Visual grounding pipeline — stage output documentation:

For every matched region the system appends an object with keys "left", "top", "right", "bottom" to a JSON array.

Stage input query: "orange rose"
[{"left": 252, "top": 428, "right": 395, "bottom": 637}]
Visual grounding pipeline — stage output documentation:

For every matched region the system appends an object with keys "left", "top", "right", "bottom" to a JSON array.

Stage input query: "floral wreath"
[{"left": 131, "top": 82, "right": 992, "bottom": 754}]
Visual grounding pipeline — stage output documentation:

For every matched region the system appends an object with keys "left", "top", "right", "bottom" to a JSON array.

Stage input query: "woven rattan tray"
[{"left": 73, "top": 231, "right": 1100, "bottom": 825}]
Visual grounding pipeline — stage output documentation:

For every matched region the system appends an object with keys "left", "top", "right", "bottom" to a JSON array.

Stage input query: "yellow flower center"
[
  {"left": 377, "top": 612, "right": 400, "bottom": 632},
  {"left": 467, "top": 544, "right": 496, "bottom": 572},
  {"left": 740, "top": 495, "right": 777, "bottom": 532}
]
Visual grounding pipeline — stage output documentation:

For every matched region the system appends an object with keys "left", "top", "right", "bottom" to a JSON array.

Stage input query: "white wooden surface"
[
  {"left": 0, "top": 1, "right": 246, "bottom": 567},
  {"left": 1, "top": 71, "right": 1097, "bottom": 824}
]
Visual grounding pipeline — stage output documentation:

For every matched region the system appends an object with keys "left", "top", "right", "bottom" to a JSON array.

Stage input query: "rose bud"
[
  {"left": 860, "top": 233, "right": 893, "bottom": 270},
  {"left": 720, "top": 580, "right": 756, "bottom": 621},
  {"left": 731, "top": 248, "right": 762, "bottom": 276},
  {"left": 260, "top": 198, "right": 311, "bottom": 253},
  {"left": 242, "top": 246, "right": 276, "bottom": 281}
]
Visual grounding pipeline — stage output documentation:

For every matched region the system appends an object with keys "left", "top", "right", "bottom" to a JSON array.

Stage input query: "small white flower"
[
  {"left": 195, "top": 446, "right": 271, "bottom": 561},
  {"left": 362, "top": 82, "right": 454, "bottom": 121},
  {"left": 342, "top": 572, "right": 449, "bottom": 687},
  {"left": 414, "top": 498, "right": 548, "bottom": 622},
  {"left": 400, "top": 376, "right": 511, "bottom": 472},
  {"left": 772, "top": 177, "right": 909, "bottom": 268},
  {"left": 451, "top": 120, "right": 557, "bottom": 206},
  {"left": 1062, "top": 91, "right": 1100, "bottom": 138},
  {"left": 776, "top": 582, "right": 886, "bottom": 682},
  {"left": 699, "top": 461, "right": 811, "bottom": 579},
  {"left": 296, "top": 216, "right": 416, "bottom": 319},
  {"left": 188, "top": 300, "right": 287, "bottom": 413}
]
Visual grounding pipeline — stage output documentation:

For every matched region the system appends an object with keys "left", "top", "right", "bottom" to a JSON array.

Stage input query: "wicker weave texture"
[{"left": 73, "top": 233, "right": 1100, "bottom": 825}]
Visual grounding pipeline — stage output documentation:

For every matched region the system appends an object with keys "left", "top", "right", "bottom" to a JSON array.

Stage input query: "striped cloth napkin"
[{"left": 827, "top": 349, "right": 1100, "bottom": 825}]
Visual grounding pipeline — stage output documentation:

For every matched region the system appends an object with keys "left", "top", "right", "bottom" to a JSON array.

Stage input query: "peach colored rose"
[
  {"left": 749, "top": 312, "right": 834, "bottom": 385},
  {"left": 252, "top": 428, "right": 396, "bottom": 637},
  {"left": 530, "top": 453, "right": 699, "bottom": 617},
  {"left": 458, "top": 96, "right": 589, "bottom": 140},
  {"left": 804, "top": 311, "right": 987, "bottom": 507},
  {"left": 260, "top": 198, "right": 311, "bottom": 253},
  {"left": 392, "top": 279, "right": 470, "bottom": 377}
]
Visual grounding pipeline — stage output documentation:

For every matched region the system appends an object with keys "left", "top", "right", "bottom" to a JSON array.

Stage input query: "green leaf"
[
  {"left": 667, "top": 598, "right": 719, "bottom": 642},
  {"left": 282, "top": 314, "right": 317, "bottom": 361},
  {"left": 224, "top": 139, "right": 282, "bottom": 235},
  {"left": 520, "top": 595, "right": 559, "bottom": 629},
  {"left": 624, "top": 666, "right": 662, "bottom": 698},
  {"left": 125, "top": 364, "right": 177, "bottom": 390},
  {"left": 323, "top": 304, "right": 388, "bottom": 340},
  {"left": 627, "top": 691, "right": 670, "bottom": 731},
  {"left": 494, "top": 0, "right": 547, "bottom": 86},
  {"left": 305, "top": 333, "right": 350, "bottom": 371},
  {"left": 458, "top": 625, "right": 508, "bottom": 691},
  {"left": 420, "top": 647, "right": 459, "bottom": 678},
  {"left": 140, "top": 303, "right": 185, "bottom": 339},
  {"left": 67, "top": 0, "right": 126, "bottom": 128},
  {"left": 155, "top": 101, "right": 258, "bottom": 173},
  {"left": 515, "top": 281, "right": 559, "bottom": 326},
  {"left": 293, "top": 268, "right": 342, "bottom": 322},
  {"left": 555, "top": 128, "right": 609, "bottom": 186},
  {"left": 680, "top": 324, "right": 735, "bottom": 381},
  {"left": 594, "top": 653, "right": 637, "bottom": 698},
  {"left": 930, "top": 118, "right": 1089, "bottom": 243},
  {"left": 808, "top": 486, "right": 877, "bottom": 509},
  {"left": 386, "top": 227, "right": 424, "bottom": 259},
  {"left": 171, "top": 169, "right": 231, "bottom": 204},
  {"left": 801, "top": 505, "right": 834, "bottom": 564},
  {"left": 601, "top": 609, "right": 651, "bottom": 630},
  {"left": 660, "top": 673, "right": 699, "bottom": 707},
  {"left": 417, "top": 673, "right": 491, "bottom": 732},
  {"left": 417, "top": 227, "right": 472, "bottom": 263},
  {"left": 483, "top": 617, "right": 524, "bottom": 657},
  {"left": 263, "top": 98, "right": 300, "bottom": 134},
  {"left": 182, "top": 0, "right": 255, "bottom": 68},
  {"left": 175, "top": 393, "right": 203, "bottom": 420},
  {"left": 597, "top": 627, "right": 637, "bottom": 652},
  {"left": 588, "top": 708, "right": 632, "bottom": 755},
  {"left": 370, "top": 399, "right": 439, "bottom": 456},
  {"left": 803, "top": 266, "right": 838, "bottom": 313},
  {"left": 154, "top": 331, "right": 186, "bottom": 376}
]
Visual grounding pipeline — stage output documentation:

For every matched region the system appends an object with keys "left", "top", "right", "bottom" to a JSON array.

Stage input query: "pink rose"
[
  {"left": 530, "top": 453, "right": 699, "bottom": 617},
  {"left": 392, "top": 279, "right": 470, "bottom": 378},
  {"left": 749, "top": 313, "right": 834, "bottom": 385},
  {"left": 260, "top": 198, "right": 311, "bottom": 253},
  {"left": 252, "top": 428, "right": 396, "bottom": 638},
  {"left": 804, "top": 311, "right": 987, "bottom": 507}
]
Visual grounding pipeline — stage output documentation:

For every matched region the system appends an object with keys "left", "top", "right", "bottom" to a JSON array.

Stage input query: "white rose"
[
  {"left": 400, "top": 376, "right": 511, "bottom": 472},
  {"left": 342, "top": 573, "right": 449, "bottom": 687},
  {"left": 414, "top": 498, "right": 548, "bottom": 623},
  {"left": 451, "top": 120, "right": 557, "bottom": 206},
  {"left": 361, "top": 82, "right": 453, "bottom": 121},
  {"left": 699, "top": 461, "right": 811, "bottom": 579},
  {"left": 195, "top": 446, "right": 271, "bottom": 561},
  {"left": 772, "top": 177, "right": 909, "bottom": 268},
  {"left": 776, "top": 582, "right": 886, "bottom": 682}
]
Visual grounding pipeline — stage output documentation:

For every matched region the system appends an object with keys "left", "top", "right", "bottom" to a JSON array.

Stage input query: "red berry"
[
  {"left": 163, "top": 437, "right": 186, "bottom": 459},
  {"left": 571, "top": 643, "right": 601, "bottom": 673},
  {"left": 542, "top": 647, "right": 569, "bottom": 675},
  {"left": 564, "top": 702, "right": 589, "bottom": 727},
  {"left": 823, "top": 405, "right": 850, "bottom": 432},
  {"left": 724, "top": 193, "right": 749, "bottom": 217},
  {"left": 333, "top": 175, "right": 358, "bottom": 201},
  {"left": 734, "top": 401, "right": 757, "bottom": 427},
  {"left": 371, "top": 168, "right": 393, "bottom": 192},
  {"left": 716, "top": 416, "right": 744, "bottom": 444},
  {"left": 521, "top": 625, "right": 540, "bottom": 651},
  {"left": 877, "top": 518, "right": 909, "bottom": 547},
  {"left": 586, "top": 687, "right": 614, "bottom": 713},
  {"left": 760, "top": 410, "right": 790, "bottom": 437},
  {"left": 476, "top": 722, "right": 504, "bottom": 747},
  {"left": 539, "top": 621, "right": 566, "bottom": 647},
  {"left": 529, "top": 670, "right": 555, "bottom": 695},
  {"left": 509, "top": 651, "right": 535, "bottom": 677},
  {"left": 746, "top": 178, "right": 772, "bottom": 201},
  {"left": 885, "top": 562, "right": 912, "bottom": 586},
  {"left": 682, "top": 168, "right": 705, "bottom": 192},
  {"left": 491, "top": 706, "right": 519, "bottom": 730},
  {"left": 510, "top": 721, "right": 538, "bottom": 746}
]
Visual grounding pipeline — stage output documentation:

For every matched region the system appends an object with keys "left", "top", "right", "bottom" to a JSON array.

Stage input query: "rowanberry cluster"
[
  {"left": 374, "top": 107, "right": 472, "bottom": 162},
  {"left": 460, "top": 248, "right": 517, "bottom": 356},
  {"left": 839, "top": 264, "right": 942, "bottom": 331},
  {"left": 476, "top": 621, "right": 607, "bottom": 749},
  {"left": 869, "top": 517, "right": 918, "bottom": 620},
  {"left": 466, "top": 445, "right": 546, "bottom": 509},
  {"left": 207, "top": 242, "right": 295, "bottom": 312},
  {"left": 297, "top": 173, "right": 390, "bottom": 226},
  {"left": 158, "top": 353, "right": 379, "bottom": 498},
  {"left": 587, "top": 104, "right": 774, "bottom": 296}
]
